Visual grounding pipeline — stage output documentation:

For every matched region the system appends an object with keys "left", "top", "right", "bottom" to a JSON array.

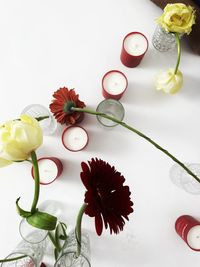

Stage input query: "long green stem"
[
  {"left": 71, "top": 107, "right": 200, "bottom": 183},
  {"left": 48, "top": 232, "right": 61, "bottom": 252},
  {"left": 0, "top": 255, "right": 27, "bottom": 263},
  {"left": 174, "top": 33, "right": 181, "bottom": 75},
  {"left": 30, "top": 151, "right": 40, "bottom": 213},
  {"left": 75, "top": 203, "right": 87, "bottom": 257}
]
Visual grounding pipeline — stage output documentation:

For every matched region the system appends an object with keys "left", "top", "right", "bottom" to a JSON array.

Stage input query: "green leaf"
[
  {"left": 16, "top": 198, "right": 31, "bottom": 218},
  {"left": 27, "top": 211, "right": 57, "bottom": 231}
]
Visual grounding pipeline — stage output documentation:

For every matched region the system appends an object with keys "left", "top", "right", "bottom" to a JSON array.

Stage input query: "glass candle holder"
[
  {"left": 21, "top": 104, "right": 57, "bottom": 135},
  {"left": 54, "top": 229, "right": 91, "bottom": 267},
  {"left": 152, "top": 26, "right": 176, "bottom": 52},
  {"left": 170, "top": 163, "right": 200, "bottom": 194},
  {"left": 1, "top": 234, "right": 46, "bottom": 267},
  {"left": 19, "top": 219, "right": 48, "bottom": 244},
  {"left": 96, "top": 99, "right": 125, "bottom": 127}
]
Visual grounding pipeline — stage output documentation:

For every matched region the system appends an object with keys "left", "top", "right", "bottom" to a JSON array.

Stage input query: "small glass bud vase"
[
  {"left": 55, "top": 229, "right": 91, "bottom": 267},
  {"left": 0, "top": 233, "right": 46, "bottom": 267},
  {"left": 96, "top": 99, "right": 125, "bottom": 127},
  {"left": 170, "top": 163, "right": 200, "bottom": 194},
  {"left": 19, "top": 219, "right": 48, "bottom": 244},
  {"left": 21, "top": 104, "right": 57, "bottom": 135},
  {"left": 152, "top": 26, "right": 176, "bottom": 52}
]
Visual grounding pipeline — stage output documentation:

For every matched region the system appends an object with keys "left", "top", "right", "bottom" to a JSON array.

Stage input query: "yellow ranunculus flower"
[
  {"left": 155, "top": 68, "right": 183, "bottom": 94},
  {"left": 0, "top": 115, "right": 43, "bottom": 167},
  {"left": 156, "top": 3, "right": 196, "bottom": 34}
]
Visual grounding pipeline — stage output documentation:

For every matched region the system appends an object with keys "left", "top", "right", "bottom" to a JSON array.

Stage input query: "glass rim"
[
  {"left": 1, "top": 252, "right": 35, "bottom": 266},
  {"left": 96, "top": 99, "right": 125, "bottom": 127},
  {"left": 55, "top": 251, "right": 91, "bottom": 267}
]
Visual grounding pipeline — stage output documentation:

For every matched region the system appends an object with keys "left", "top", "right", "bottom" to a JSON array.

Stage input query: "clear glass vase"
[
  {"left": 170, "top": 163, "right": 200, "bottom": 194},
  {"left": 0, "top": 233, "right": 46, "bottom": 267},
  {"left": 55, "top": 230, "right": 91, "bottom": 267},
  {"left": 152, "top": 26, "right": 177, "bottom": 52},
  {"left": 21, "top": 104, "right": 57, "bottom": 135}
]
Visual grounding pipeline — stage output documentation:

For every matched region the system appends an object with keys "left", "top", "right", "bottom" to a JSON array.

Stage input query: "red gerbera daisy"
[
  {"left": 80, "top": 158, "right": 133, "bottom": 236},
  {"left": 49, "top": 87, "right": 86, "bottom": 125}
]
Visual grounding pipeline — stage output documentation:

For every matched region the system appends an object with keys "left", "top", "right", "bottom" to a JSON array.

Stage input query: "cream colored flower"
[
  {"left": 0, "top": 115, "right": 43, "bottom": 167},
  {"left": 155, "top": 68, "right": 183, "bottom": 94},
  {"left": 156, "top": 3, "right": 196, "bottom": 34}
]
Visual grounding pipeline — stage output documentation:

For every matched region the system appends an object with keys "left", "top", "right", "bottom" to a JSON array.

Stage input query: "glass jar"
[
  {"left": 170, "top": 163, "right": 200, "bottom": 194},
  {"left": 96, "top": 99, "right": 125, "bottom": 127},
  {"left": 152, "top": 26, "right": 177, "bottom": 52},
  {"left": 21, "top": 104, "right": 57, "bottom": 135},
  {"left": 0, "top": 233, "right": 46, "bottom": 267},
  {"left": 55, "top": 230, "right": 91, "bottom": 267}
]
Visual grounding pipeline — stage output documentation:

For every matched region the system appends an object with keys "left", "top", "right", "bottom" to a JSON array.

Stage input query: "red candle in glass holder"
[
  {"left": 102, "top": 70, "right": 128, "bottom": 100},
  {"left": 32, "top": 157, "right": 63, "bottom": 185},
  {"left": 120, "top": 32, "right": 148, "bottom": 68},
  {"left": 175, "top": 215, "right": 200, "bottom": 251},
  {"left": 62, "top": 126, "right": 89, "bottom": 152}
]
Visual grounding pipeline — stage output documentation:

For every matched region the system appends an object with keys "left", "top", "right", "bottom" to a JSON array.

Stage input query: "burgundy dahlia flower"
[{"left": 80, "top": 158, "right": 133, "bottom": 236}]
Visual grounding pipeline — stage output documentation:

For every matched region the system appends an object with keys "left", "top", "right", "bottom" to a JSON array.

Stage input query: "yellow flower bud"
[
  {"left": 155, "top": 68, "right": 183, "bottom": 94},
  {"left": 156, "top": 3, "right": 196, "bottom": 34},
  {"left": 0, "top": 115, "right": 43, "bottom": 167}
]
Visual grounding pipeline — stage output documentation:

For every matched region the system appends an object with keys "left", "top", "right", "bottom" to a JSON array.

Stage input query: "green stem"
[
  {"left": 174, "top": 33, "right": 181, "bottom": 75},
  {"left": 75, "top": 203, "right": 87, "bottom": 258},
  {"left": 0, "top": 255, "right": 27, "bottom": 263},
  {"left": 30, "top": 151, "right": 40, "bottom": 213},
  {"left": 48, "top": 232, "right": 61, "bottom": 252},
  {"left": 35, "top": 116, "right": 49, "bottom": 121},
  {"left": 71, "top": 107, "right": 200, "bottom": 184}
]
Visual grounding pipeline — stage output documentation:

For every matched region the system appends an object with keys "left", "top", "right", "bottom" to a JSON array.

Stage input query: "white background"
[{"left": 0, "top": 0, "right": 200, "bottom": 266}]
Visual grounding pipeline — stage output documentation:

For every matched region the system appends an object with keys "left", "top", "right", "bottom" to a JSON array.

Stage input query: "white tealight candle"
[
  {"left": 62, "top": 126, "right": 89, "bottom": 152},
  {"left": 187, "top": 225, "right": 200, "bottom": 250},
  {"left": 102, "top": 70, "right": 128, "bottom": 100},
  {"left": 124, "top": 33, "right": 148, "bottom": 56}
]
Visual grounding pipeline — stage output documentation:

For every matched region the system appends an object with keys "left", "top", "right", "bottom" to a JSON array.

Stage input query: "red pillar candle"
[
  {"left": 175, "top": 215, "right": 200, "bottom": 251},
  {"left": 120, "top": 32, "right": 148, "bottom": 68},
  {"left": 102, "top": 70, "right": 128, "bottom": 100},
  {"left": 32, "top": 157, "right": 63, "bottom": 185},
  {"left": 62, "top": 126, "right": 89, "bottom": 152}
]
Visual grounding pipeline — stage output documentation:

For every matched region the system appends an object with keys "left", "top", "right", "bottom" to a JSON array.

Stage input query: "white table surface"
[{"left": 0, "top": 0, "right": 200, "bottom": 266}]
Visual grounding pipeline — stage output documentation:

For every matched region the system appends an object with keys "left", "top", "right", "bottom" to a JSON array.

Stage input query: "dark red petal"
[{"left": 95, "top": 212, "right": 103, "bottom": 236}]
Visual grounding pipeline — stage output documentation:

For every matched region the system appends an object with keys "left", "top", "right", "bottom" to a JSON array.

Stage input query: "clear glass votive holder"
[
  {"left": 19, "top": 219, "right": 48, "bottom": 244},
  {"left": 152, "top": 26, "right": 177, "bottom": 52},
  {"left": 21, "top": 104, "right": 57, "bottom": 135},
  {"left": 170, "top": 163, "right": 200, "bottom": 194},
  {"left": 54, "top": 229, "right": 91, "bottom": 267},
  {"left": 0, "top": 233, "right": 46, "bottom": 267},
  {"left": 96, "top": 99, "right": 125, "bottom": 127}
]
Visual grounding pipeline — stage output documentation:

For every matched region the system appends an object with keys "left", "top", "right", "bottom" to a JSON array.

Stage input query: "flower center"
[{"left": 63, "top": 101, "right": 76, "bottom": 114}]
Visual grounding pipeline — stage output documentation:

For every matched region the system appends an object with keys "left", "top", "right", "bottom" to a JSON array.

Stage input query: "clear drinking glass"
[
  {"left": 21, "top": 104, "right": 57, "bottom": 135},
  {"left": 170, "top": 163, "right": 200, "bottom": 194},
  {"left": 55, "top": 230, "right": 91, "bottom": 267},
  {"left": 19, "top": 219, "right": 48, "bottom": 244},
  {"left": 152, "top": 26, "right": 177, "bottom": 52},
  {"left": 0, "top": 233, "right": 46, "bottom": 267},
  {"left": 96, "top": 99, "right": 125, "bottom": 127}
]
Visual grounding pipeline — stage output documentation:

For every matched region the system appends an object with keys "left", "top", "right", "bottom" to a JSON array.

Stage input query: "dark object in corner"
[{"left": 150, "top": 0, "right": 200, "bottom": 55}]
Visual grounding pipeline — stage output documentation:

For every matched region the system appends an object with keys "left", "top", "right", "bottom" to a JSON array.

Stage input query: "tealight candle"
[
  {"left": 175, "top": 215, "right": 200, "bottom": 251},
  {"left": 120, "top": 32, "right": 148, "bottom": 68},
  {"left": 102, "top": 70, "right": 128, "bottom": 100},
  {"left": 32, "top": 157, "right": 63, "bottom": 185},
  {"left": 62, "top": 126, "right": 89, "bottom": 152}
]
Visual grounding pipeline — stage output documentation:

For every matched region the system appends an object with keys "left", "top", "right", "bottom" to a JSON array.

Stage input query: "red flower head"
[
  {"left": 81, "top": 158, "right": 133, "bottom": 236},
  {"left": 49, "top": 87, "right": 86, "bottom": 125}
]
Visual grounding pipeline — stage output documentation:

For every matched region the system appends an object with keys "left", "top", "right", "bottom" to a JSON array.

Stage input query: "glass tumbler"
[
  {"left": 55, "top": 229, "right": 91, "bottom": 267},
  {"left": 96, "top": 99, "right": 125, "bottom": 127},
  {"left": 170, "top": 163, "right": 200, "bottom": 194},
  {"left": 152, "top": 26, "right": 177, "bottom": 52},
  {"left": 21, "top": 104, "right": 57, "bottom": 135},
  {"left": 0, "top": 233, "right": 46, "bottom": 267}
]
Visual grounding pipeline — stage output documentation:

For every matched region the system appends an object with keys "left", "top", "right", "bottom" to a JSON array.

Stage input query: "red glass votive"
[
  {"left": 102, "top": 70, "right": 128, "bottom": 100},
  {"left": 32, "top": 157, "right": 63, "bottom": 185},
  {"left": 62, "top": 126, "right": 89, "bottom": 152},
  {"left": 175, "top": 215, "right": 200, "bottom": 251},
  {"left": 120, "top": 32, "right": 148, "bottom": 68}
]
